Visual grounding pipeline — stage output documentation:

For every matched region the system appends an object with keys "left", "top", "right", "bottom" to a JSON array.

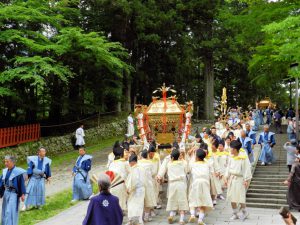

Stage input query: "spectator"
[
  {"left": 283, "top": 155, "right": 300, "bottom": 212},
  {"left": 287, "top": 117, "right": 296, "bottom": 140},
  {"left": 283, "top": 139, "right": 298, "bottom": 172},
  {"left": 273, "top": 109, "right": 282, "bottom": 133},
  {"left": 127, "top": 112, "right": 134, "bottom": 137},
  {"left": 82, "top": 173, "right": 123, "bottom": 225},
  {"left": 286, "top": 108, "right": 295, "bottom": 120},
  {"left": 75, "top": 124, "right": 85, "bottom": 149}
]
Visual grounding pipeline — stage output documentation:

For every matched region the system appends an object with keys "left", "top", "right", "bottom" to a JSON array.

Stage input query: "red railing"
[{"left": 0, "top": 124, "right": 40, "bottom": 148}]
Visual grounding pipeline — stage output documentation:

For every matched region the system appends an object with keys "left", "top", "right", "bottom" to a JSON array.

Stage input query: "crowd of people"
[
  {"left": 82, "top": 108, "right": 280, "bottom": 225},
  {"left": 2, "top": 106, "right": 300, "bottom": 225}
]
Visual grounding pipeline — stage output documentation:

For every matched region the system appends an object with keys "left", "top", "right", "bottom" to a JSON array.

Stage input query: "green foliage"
[
  {"left": 249, "top": 4, "right": 300, "bottom": 86},
  {"left": 0, "top": 0, "right": 131, "bottom": 123},
  {"left": 1, "top": 0, "right": 298, "bottom": 124}
]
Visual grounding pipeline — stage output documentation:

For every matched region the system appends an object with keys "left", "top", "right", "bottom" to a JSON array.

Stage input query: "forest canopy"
[{"left": 0, "top": 0, "right": 299, "bottom": 125}]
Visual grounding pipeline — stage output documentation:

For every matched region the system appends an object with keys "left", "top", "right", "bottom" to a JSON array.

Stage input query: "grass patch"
[
  {"left": 19, "top": 183, "right": 100, "bottom": 225},
  {"left": 19, "top": 189, "right": 76, "bottom": 225},
  {"left": 18, "top": 137, "right": 119, "bottom": 225}
]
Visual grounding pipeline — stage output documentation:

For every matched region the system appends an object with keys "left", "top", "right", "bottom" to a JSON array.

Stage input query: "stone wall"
[{"left": 0, "top": 120, "right": 126, "bottom": 164}]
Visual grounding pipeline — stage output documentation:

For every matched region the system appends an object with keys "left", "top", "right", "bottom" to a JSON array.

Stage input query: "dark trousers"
[
  {"left": 275, "top": 121, "right": 282, "bottom": 133},
  {"left": 288, "top": 165, "right": 292, "bottom": 172}
]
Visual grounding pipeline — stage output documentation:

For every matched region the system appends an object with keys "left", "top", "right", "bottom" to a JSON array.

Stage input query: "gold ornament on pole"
[{"left": 220, "top": 87, "right": 227, "bottom": 117}]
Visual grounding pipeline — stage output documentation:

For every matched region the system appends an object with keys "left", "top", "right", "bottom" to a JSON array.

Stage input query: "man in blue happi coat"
[
  {"left": 82, "top": 173, "right": 123, "bottom": 225},
  {"left": 239, "top": 130, "right": 254, "bottom": 163},
  {"left": 265, "top": 106, "right": 273, "bottom": 125},
  {"left": 245, "top": 123, "right": 256, "bottom": 146},
  {"left": 0, "top": 155, "right": 26, "bottom": 225},
  {"left": 72, "top": 147, "right": 93, "bottom": 202},
  {"left": 258, "top": 109, "right": 264, "bottom": 125},
  {"left": 252, "top": 110, "right": 260, "bottom": 131},
  {"left": 23, "top": 147, "right": 51, "bottom": 210},
  {"left": 258, "top": 125, "right": 276, "bottom": 166}
]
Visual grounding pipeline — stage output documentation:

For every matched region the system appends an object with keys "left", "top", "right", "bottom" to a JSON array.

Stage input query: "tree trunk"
[
  {"left": 204, "top": 52, "right": 214, "bottom": 120},
  {"left": 123, "top": 74, "right": 132, "bottom": 112},
  {"left": 25, "top": 86, "right": 37, "bottom": 122},
  {"left": 49, "top": 77, "right": 62, "bottom": 123}
]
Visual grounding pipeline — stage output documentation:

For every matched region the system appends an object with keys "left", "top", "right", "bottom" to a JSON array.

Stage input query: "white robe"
[
  {"left": 108, "top": 159, "right": 130, "bottom": 210},
  {"left": 75, "top": 127, "right": 85, "bottom": 146},
  {"left": 158, "top": 160, "right": 189, "bottom": 211},
  {"left": 138, "top": 159, "right": 157, "bottom": 208},
  {"left": 217, "top": 151, "right": 230, "bottom": 187},
  {"left": 126, "top": 165, "right": 146, "bottom": 218},
  {"left": 127, "top": 116, "right": 134, "bottom": 136},
  {"left": 225, "top": 155, "right": 252, "bottom": 204},
  {"left": 206, "top": 152, "right": 222, "bottom": 195},
  {"left": 188, "top": 161, "right": 213, "bottom": 210},
  {"left": 150, "top": 153, "right": 161, "bottom": 203}
]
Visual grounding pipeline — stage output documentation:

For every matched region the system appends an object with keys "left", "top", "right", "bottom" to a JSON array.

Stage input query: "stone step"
[
  {"left": 247, "top": 202, "right": 288, "bottom": 209},
  {"left": 247, "top": 188, "right": 287, "bottom": 194},
  {"left": 256, "top": 164, "right": 287, "bottom": 167},
  {"left": 254, "top": 172, "right": 289, "bottom": 176},
  {"left": 250, "top": 180, "right": 286, "bottom": 185},
  {"left": 253, "top": 174, "right": 288, "bottom": 181},
  {"left": 247, "top": 192, "right": 286, "bottom": 199},
  {"left": 246, "top": 197, "right": 287, "bottom": 205},
  {"left": 249, "top": 184, "right": 288, "bottom": 190},
  {"left": 254, "top": 168, "right": 289, "bottom": 172},
  {"left": 253, "top": 174, "right": 289, "bottom": 177}
]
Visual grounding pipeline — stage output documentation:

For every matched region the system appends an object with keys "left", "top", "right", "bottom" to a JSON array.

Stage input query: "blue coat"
[
  {"left": 258, "top": 132, "right": 276, "bottom": 163},
  {"left": 82, "top": 192, "right": 123, "bottom": 225},
  {"left": 0, "top": 167, "right": 26, "bottom": 225},
  {"left": 25, "top": 156, "right": 52, "bottom": 207},
  {"left": 239, "top": 137, "right": 254, "bottom": 163},
  {"left": 73, "top": 154, "right": 93, "bottom": 200},
  {"left": 246, "top": 130, "right": 256, "bottom": 145}
]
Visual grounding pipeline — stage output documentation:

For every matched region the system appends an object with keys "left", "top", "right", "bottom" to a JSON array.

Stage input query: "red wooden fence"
[{"left": 0, "top": 124, "right": 40, "bottom": 148}]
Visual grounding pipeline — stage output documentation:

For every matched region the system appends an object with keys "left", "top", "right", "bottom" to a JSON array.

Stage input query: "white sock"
[
  {"left": 144, "top": 212, "right": 149, "bottom": 218},
  {"left": 170, "top": 211, "right": 176, "bottom": 217},
  {"left": 198, "top": 212, "right": 205, "bottom": 222},
  {"left": 190, "top": 209, "right": 195, "bottom": 217},
  {"left": 233, "top": 208, "right": 238, "bottom": 214},
  {"left": 180, "top": 214, "right": 185, "bottom": 222},
  {"left": 138, "top": 216, "right": 143, "bottom": 223},
  {"left": 242, "top": 208, "right": 247, "bottom": 214}
]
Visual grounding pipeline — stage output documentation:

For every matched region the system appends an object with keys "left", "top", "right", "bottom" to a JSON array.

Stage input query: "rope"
[{"left": 40, "top": 111, "right": 119, "bottom": 128}]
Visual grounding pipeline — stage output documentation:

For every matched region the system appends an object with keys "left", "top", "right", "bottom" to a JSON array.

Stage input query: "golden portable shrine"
[
  {"left": 257, "top": 97, "right": 276, "bottom": 109},
  {"left": 134, "top": 84, "right": 193, "bottom": 149}
]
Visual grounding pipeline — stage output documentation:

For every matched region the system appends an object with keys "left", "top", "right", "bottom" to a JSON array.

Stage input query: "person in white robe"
[
  {"left": 188, "top": 149, "right": 213, "bottom": 225},
  {"left": 221, "top": 123, "right": 232, "bottom": 139},
  {"left": 126, "top": 154, "right": 146, "bottom": 225},
  {"left": 209, "top": 140, "right": 223, "bottom": 203},
  {"left": 138, "top": 150, "right": 157, "bottom": 221},
  {"left": 157, "top": 149, "right": 189, "bottom": 225},
  {"left": 148, "top": 145, "right": 162, "bottom": 210},
  {"left": 127, "top": 113, "right": 135, "bottom": 137},
  {"left": 108, "top": 146, "right": 129, "bottom": 211},
  {"left": 75, "top": 124, "right": 85, "bottom": 147},
  {"left": 217, "top": 140, "right": 230, "bottom": 190},
  {"left": 225, "top": 140, "right": 252, "bottom": 221},
  {"left": 233, "top": 123, "right": 243, "bottom": 140}
]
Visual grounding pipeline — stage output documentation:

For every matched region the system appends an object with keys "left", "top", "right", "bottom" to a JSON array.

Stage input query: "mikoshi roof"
[{"left": 146, "top": 99, "right": 184, "bottom": 115}]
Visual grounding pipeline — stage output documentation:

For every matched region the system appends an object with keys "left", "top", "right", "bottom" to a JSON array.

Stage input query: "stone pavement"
[
  {"left": 36, "top": 192, "right": 300, "bottom": 225},
  {"left": 37, "top": 132, "right": 300, "bottom": 225}
]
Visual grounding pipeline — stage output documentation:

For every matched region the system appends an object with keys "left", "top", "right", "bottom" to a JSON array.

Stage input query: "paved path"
[
  {"left": 37, "top": 191, "right": 300, "bottom": 225},
  {"left": 37, "top": 129, "right": 300, "bottom": 225}
]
